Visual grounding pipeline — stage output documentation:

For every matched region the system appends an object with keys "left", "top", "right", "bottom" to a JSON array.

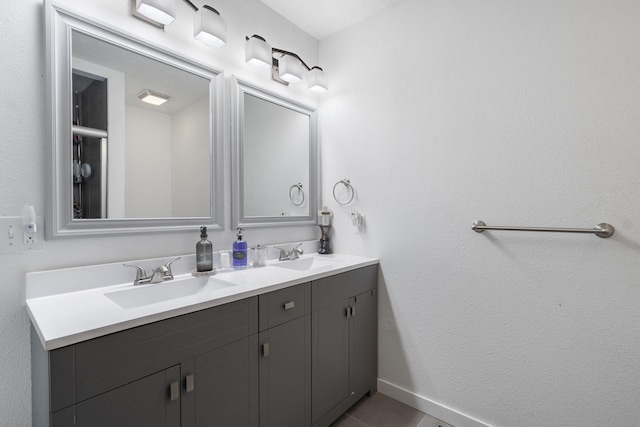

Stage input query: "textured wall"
[
  {"left": 0, "top": 0, "right": 319, "bottom": 424},
  {"left": 319, "top": 0, "right": 640, "bottom": 426}
]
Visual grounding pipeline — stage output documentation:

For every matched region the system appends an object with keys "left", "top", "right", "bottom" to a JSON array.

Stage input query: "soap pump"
[
  {"left": 232, "top": 227, "right": 248, "bottom": 269},
  {"left": 196, "top": 226, "right": 213, "bottom": 272}
]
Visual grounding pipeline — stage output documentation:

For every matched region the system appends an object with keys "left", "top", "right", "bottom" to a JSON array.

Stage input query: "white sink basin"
[
  {"left": 272, "top": 256, "right": 340, "bottom": 271},
  {"left": 104, "top": 276, "right": 235, "bottom": 309}
]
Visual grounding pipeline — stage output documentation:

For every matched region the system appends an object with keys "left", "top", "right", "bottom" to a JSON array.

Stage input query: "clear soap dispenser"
[
  {"left": 232, "top": 227, "right": 248, "bottom": 269},
  {"left": 196, "top": 226, "right": 213, "bottom": 272}
]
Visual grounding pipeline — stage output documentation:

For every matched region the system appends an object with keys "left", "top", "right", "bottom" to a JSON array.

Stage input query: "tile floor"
[{"left": 329, "top": 392, "right": 455, "bottom": 427}]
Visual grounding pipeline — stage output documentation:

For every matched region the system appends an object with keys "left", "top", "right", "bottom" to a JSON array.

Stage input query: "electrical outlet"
[
  {"left": 24, "top": 233, "right": 37, "bottom": 245},
  {"left": 23, "top": 220, "right": 37, "bottom": 244},
  {"left": 23, "top": 216, "right": 45, "bottom": 251}
]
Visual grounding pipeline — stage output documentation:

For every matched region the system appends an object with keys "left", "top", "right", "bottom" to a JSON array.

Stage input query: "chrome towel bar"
[{"left": 472, "top": 220, "right": 614, "bottom": 238}]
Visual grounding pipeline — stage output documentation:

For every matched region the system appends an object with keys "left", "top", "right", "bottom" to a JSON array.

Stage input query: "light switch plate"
[{"left": 0, "top": 217, "right": 46, "bottom": 254}]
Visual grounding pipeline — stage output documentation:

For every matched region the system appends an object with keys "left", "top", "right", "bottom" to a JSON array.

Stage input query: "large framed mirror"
[
  {"left": 231, "top": 77, "right": 319, "bottom": 228},
  {"left": 45, "top": 1, "right": 224, "bottom": 238}
]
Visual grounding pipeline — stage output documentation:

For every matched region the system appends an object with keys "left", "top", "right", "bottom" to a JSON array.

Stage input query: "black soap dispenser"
[{"left": 196, "top": 226, "right": 213, "bottom": 272}]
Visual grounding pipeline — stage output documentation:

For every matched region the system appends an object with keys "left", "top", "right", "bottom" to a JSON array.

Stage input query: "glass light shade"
[
  {"left": 135, "top": 0, "right": 176, "bottom": 26},
  {"left": 245, "top": 36, "right": 272, "bottom": 70},
  {"left": 278, "top": 55, "right": 303, "bottom": 83},
  {"left": 308, "top": 68, "right": 328, "bottom": 93},
  {"left": 194, "top": 7, "right": 226, "bottom": 48}
]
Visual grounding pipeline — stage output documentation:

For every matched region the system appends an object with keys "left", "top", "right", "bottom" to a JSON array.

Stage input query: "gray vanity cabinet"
[
  {"left": 258, "top": 283, "right": 312, "bottom": 427},
  {"left": 311, "top": 265, "right": 378, "bottom": 427},
  {"left": 32, "top": 264, "right": 378, "bottom": 427},
  {"left": 33, "top": 297, "right": 259, "bottom": 427},
  {"left": 68, "top": 340, "right": 259, "bottom": 427}
]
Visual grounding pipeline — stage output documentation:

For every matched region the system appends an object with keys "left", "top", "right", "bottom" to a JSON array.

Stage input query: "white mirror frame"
[
  {"left": 231, "top": 77, "right": 319, "bottom": 228},
  {"left": 45, "top": 1, "right": 224, "bottom": 238}
]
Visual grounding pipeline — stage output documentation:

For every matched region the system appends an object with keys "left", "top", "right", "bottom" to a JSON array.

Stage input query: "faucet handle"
[
  {"left": 274, "top": 246, "right": 289, "bottom": 261},
  {"left": 161, "top": 257, "right": 181, "bottom": 279},
  {"left": 290, "top": 243, "right": 304, "bottom": 260},
  {"left": 123, "top": 264, "right": 147, "bottom": 285}
]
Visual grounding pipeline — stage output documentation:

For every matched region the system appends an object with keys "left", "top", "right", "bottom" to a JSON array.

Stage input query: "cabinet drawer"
[
  {"left": 74, "top": 297, "right": 258, "bottom": 402},
  {"left": 259, "top": 283, "right": 310, "bottom": 331}
]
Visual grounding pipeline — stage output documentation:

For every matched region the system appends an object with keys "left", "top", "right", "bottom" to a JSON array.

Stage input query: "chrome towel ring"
[
  {"left": 289, "top": 183, "right": 305, "bottom": 206},
  {"left": 333, "top": 179, "right": 355, "bottom": 205}
]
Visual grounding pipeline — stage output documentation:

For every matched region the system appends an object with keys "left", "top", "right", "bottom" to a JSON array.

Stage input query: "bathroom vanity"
[
  {"left": 36, "top": 4, "right": 371, "bottom": 425},
  {"left": 27, "top": 254, "right": 378, "bottom": 427}
]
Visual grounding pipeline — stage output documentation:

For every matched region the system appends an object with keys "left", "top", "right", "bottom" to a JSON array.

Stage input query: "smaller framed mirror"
[
  {"left": 231, "top": 77, "right": 319, "bottom": 228},
  {"left": 45, "top": 2, "right": 224, "bottom": 238}
]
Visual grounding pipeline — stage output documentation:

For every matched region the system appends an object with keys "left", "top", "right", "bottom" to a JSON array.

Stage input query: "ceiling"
[
  {"left": 259, "top": 0, "right": 401, "bottom": 40},
  {"left": 73, "top": 31, "right": 208, "bottom": 115}
]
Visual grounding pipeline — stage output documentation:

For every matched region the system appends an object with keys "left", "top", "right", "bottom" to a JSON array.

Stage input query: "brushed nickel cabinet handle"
[
  {"left": 283, "top": 301, "right": 295, "bottom": 310},
  {"left": 169, "top": 381, "right": 180, "bottom": 401},
  {"left": 185, "top": 374, "right": 195, "bottom": 394}
]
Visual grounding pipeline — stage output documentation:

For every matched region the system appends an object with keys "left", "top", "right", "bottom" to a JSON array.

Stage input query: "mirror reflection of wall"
[
  {"left": 231, "top": 77, "right": 318, "bottom": 228},
  {"left": 243, "top": 93, "right": 310, "bottom": 218},
  {"left": 71, "top": 30, "right": 211, "bottom": 220}
]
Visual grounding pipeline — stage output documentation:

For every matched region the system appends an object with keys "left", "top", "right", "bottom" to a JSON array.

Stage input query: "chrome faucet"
[
  {"left": 124, "top": 257, "right": 181, "bottom": 285},
  {"left": 275, "top": 243, "right": 304, "bottom": 261}
]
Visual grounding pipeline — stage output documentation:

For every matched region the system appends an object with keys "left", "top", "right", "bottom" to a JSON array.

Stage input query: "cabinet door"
[
  {"left": 75, "top": 365, "right": 180, "bottom": 427},
  {"left": 184, "top": 337, "right": 259, "bottom": 427},
  {"left": 260, "top": 315, "right": 311, "bottom": 427},
  {"left": 350, "top": 289, "right": 378, "bottom": 397},
  {"left": 311, "top": 299, "right": 350, "bottom": 424}
]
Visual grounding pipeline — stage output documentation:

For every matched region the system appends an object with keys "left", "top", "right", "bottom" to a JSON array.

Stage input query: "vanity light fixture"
[
  {"left": 307, "top": 67, "right": 328, "bottom": 94},
  {"left": 132, "top": 0, "right": 226, "bottom": 49},
  {"left": 188, "top": 1, "right": 226, "bottom": 48},
  {"left": 137, "top": 89, "right": 172, "bottom": 106},
  {"left": 244, "top": 35, "right": 329, "bottom": 93},
  {"left": 245, "top": 35, "right": 272, "bottom": 70},
  {"left": 277, "top": 54, "right": 303, "bottom": 83},
  {"left": 133, "top": 0, "right": 176, "bottom": 26}
]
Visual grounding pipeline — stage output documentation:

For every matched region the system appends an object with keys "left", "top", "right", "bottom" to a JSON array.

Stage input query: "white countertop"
[{"left": 26, "top": 253, "right": 378, "bottom": 350}]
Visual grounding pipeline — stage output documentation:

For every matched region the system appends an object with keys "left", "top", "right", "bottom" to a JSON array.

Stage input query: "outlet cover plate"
[{"left": 0, "top": 217, "right": 46, "bottom": 254}]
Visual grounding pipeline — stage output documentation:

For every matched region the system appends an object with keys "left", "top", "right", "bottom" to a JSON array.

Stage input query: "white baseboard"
[{"left": 377, "top": 378, "right": 496, "bottom": 427}]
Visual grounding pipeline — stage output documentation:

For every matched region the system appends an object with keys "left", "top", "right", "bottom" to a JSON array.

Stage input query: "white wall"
[
  {"left": 125, "top": 105, "right": 173, "bottom": 217},
  {"left": 0, "top": 0, "right": 319, "bottom": 424},
  {"left": 320, "top": 0, "right": 640, "bottom": 426},
  {"left": 172, "top": 97, "right": 210, "bottom": 217}
]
